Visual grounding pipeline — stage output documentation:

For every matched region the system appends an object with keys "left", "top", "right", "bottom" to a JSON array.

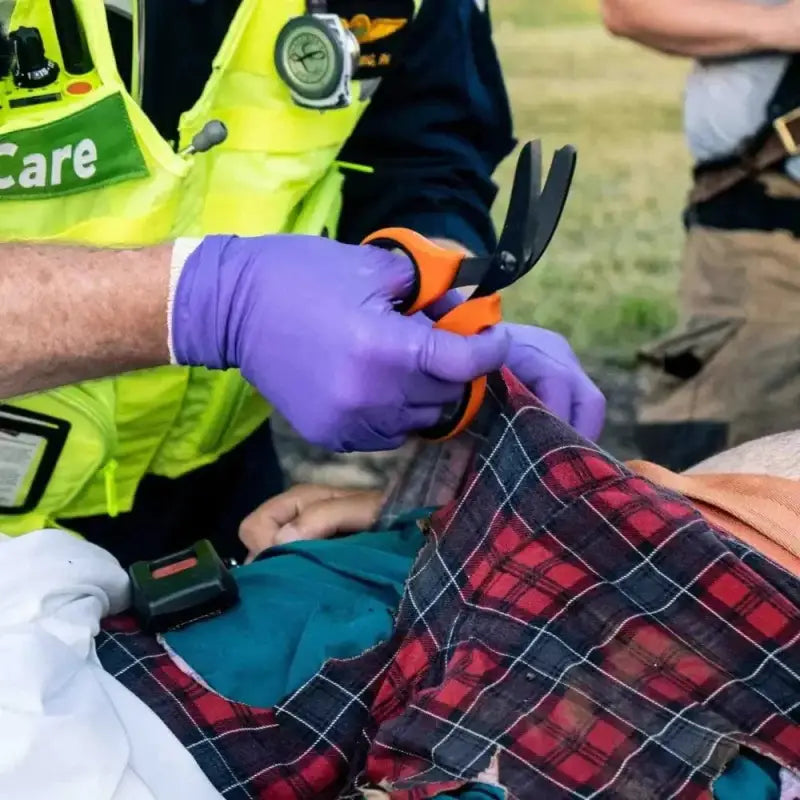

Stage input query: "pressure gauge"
[{"left": 275, "top": 14, "right": 360, "bottom": 111}]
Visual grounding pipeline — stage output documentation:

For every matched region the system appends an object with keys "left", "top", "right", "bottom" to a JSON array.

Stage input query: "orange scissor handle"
[
  {"left": 423, "top": 293, "right": 503, "bottom": 441},
  {"left": 361, "top": 227, "right": 503, "bottom": 441},
  {"left": 362, "top": 227, "right": 464, "bottom": 314}
]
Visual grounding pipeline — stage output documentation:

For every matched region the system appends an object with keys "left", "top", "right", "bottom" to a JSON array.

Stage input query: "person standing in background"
[{"left": 602, "top": 0, "right": 800, "bottom": 470}]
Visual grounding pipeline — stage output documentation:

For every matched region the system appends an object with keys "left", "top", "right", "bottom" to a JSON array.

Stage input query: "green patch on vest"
[{"left": 0, "top": 93, "right": 148, "bottom": 200}]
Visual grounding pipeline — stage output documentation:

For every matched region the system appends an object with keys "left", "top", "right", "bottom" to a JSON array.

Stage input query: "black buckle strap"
[
  {"left": 768, "top": 53, "right": 800, "bottom": 124},
  {"left": 765, "top": 53, "right": 800, "bottom": 155},
  {"left": 129, "top": 539, "right": 239, "bottom": 633}
]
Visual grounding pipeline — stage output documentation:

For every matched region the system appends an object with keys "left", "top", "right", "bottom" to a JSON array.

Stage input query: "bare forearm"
[
  {"left": 602, "top": 0, "right": 800, "bottom": 58},
  {"left": 0, "top": 243, "right": 171, "bottom": 398}
]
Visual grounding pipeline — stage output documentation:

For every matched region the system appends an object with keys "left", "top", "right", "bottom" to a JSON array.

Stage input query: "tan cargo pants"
[{"left": 636, "top": 172, "right": 800, "bottom": 470}]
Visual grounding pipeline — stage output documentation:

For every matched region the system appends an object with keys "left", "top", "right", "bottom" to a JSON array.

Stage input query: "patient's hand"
[{"left": 239, "top": 484, "right": 383, "bottom": 562}]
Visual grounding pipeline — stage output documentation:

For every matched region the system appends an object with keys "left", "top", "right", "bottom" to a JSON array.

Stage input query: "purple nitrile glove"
[
  {"left": 425, "top": 290, "right": 606, "bottom": 440},
  {"left": 170, "top": 234, "right": 510, "bottom": 453},
  {"left": 502, "top": 322, "right": 606, "bottom": 441}
]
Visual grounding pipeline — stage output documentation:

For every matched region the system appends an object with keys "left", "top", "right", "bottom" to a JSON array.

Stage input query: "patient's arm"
[
  {"left": 685, "top": 430, "right": 800, "bottom": 479},
  {"left": 602, "top": 0, "right": 800, "bottom": 57},
  {"left": 239, "top": 484, "right": 383, "bottom": 562}
]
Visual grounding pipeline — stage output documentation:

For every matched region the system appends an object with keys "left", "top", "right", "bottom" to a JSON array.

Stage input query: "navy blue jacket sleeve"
[{"left": 336, "top": 0, "right": 516, "bottom": 256}]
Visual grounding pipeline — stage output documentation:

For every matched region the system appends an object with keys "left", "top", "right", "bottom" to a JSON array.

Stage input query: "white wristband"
[{"left": 167, "top": 237, "right": 203, "bottom": 365}]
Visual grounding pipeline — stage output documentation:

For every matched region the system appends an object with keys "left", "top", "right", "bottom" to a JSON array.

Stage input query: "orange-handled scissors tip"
[{"left": 360, "top": 139, "right": 577, "bottom": 440}]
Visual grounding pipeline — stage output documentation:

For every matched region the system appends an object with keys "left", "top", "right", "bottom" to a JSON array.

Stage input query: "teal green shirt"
[{"left": 164, "top": 518, "right": 427, "bottom": 709}]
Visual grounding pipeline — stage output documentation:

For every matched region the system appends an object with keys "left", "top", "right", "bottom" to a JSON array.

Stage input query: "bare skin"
[
  {"left": 239, "top": 484, "right": 383, "bottom": 562},
  {"left": 0, "top": 237, "right": 466, "bottom": 402},
  {"left": 602, "top": 0, "right": 800, "bottom": 57},
  {"left": 687, "top": 430, "right": 800, "bottom": 478},
  {"left": 240, "top": 429, "right": 800, "bottom": 561},
  {"left": 0, "top": 244, "right": 171, "bottom": 398}
]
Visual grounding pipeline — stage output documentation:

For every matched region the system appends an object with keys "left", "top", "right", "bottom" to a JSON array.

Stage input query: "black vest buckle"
[{"left": 129, "top": 539, "right": 240, "bottom": 633}]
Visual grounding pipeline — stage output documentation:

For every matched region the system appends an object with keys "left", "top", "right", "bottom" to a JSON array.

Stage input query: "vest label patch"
[
  {"left": 329, "top": 0, "right": 415, "bottom": 79},
  {"left": 0, "top": 93, "right": 148, "bottom": 200}
]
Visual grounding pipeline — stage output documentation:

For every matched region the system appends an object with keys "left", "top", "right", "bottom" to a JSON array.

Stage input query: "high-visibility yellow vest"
[{"left": 0, "top": 0, "right": 420, "bottom": 534}]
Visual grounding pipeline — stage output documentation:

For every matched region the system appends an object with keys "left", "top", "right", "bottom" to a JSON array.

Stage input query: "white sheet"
[{"left": 0, "top": 529, "right": 222, "bottom": 800}]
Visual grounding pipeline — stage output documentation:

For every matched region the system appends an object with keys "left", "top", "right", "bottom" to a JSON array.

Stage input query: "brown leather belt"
[{"left": 690, "top": 108, "right": 800, "bottom": 206}]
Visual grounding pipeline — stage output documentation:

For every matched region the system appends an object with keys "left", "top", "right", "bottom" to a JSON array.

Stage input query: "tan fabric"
[
  {"left": 688, "top": 116, "right": 800, "bottom": 206},
  {"left": 628, "top": 459, "right": 800, "bottom": 576},
  {"left": 638, "top": 177, "right": 800, "bottom": 450},
  {"left": 760, "top": 168, "right": 800, "bottom": 200},
  {"left": 687, "top": 429, "right": 800, "bottom": 479}
]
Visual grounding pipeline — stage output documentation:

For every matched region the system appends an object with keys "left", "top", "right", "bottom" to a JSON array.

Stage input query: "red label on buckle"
[{"left": 152, "top": 556, "right": 198, "bottom": 579}]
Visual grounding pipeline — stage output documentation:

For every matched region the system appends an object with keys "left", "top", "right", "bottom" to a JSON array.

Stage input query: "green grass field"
[{"left": 492, "top": 0, "right": 690, "bottom": 363}]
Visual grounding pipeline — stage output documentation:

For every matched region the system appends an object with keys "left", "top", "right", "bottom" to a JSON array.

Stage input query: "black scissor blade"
[
  {"left": 471, "top": 141, "right": 542, "bottom": 298},
  {"left": 496, "top": 140, "right": 542, "bottom": 266},
  {"left": 524, "top": 145, "right": 576, "bottom": 273},
  {"left": 450, "top": 255, "right": 493, "bottom": 289}
]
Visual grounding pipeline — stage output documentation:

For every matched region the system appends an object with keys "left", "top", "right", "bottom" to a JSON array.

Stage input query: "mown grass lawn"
[{"left": 492, "top": 0, "right": 691, "bottom": 364}]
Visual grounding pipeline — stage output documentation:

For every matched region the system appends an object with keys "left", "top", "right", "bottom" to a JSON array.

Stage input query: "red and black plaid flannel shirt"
[{"left": 97, "top": 372, "right": 800, "bottom": 799}]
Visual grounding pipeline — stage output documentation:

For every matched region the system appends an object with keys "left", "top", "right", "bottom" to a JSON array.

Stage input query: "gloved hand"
[
  {"left": 170, "top": 234, "right": 510, "bottom": 452},
  {"left": 424, "top": 287, "right": 607, "bottom": 441},
  {"left": 502, "top": 322, "right": 606, "bottom": 441}
]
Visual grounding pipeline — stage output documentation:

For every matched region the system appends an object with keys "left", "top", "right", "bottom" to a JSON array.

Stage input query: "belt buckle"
[
  {"left": 129, "top": 539, "right": 240, "bottom": 633},
  {"left": 773, "top": 107, "right": 800, "bottom": 156}
]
